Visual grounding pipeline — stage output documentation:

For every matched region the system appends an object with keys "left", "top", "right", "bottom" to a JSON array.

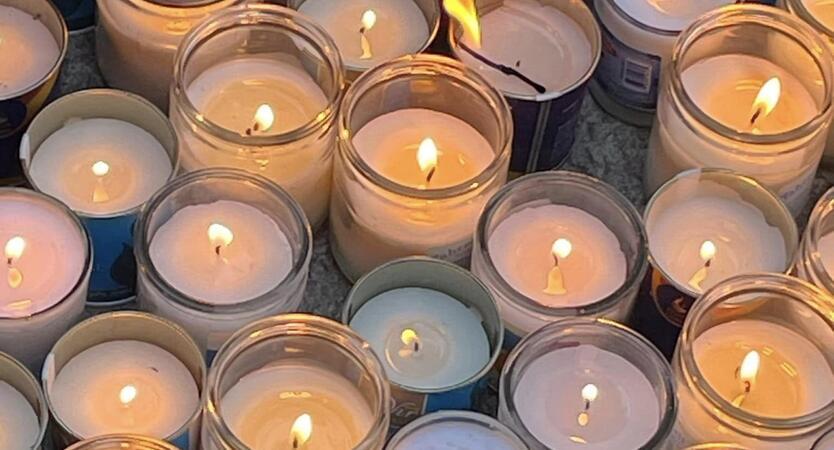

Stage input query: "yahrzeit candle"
[
  {"left": 632, "top": 169, "right": 798, "bottom": 357},
  {"left": 670, "top": 274, "right": 834, "bottom": 449},
  {"left": 448, "top": 0, "right": 601, "bottom": 172},
  {"left": 798, "top": 187, "right": 834, "bottom": 295},
  {"left": 170, "top": 3, "right": 344, "bottom": 228},
  {"left": 645, "top": 5, "right": 834, "bottom": 215},
  {"left": 343, "top": 258, "right": 502, "bottom": 427},
  {"left": 386, "top": 411, "right": 526, "bottom": 450},
  {"left": 135, "top": 169, "right": 312, "bottom": 360},
  {"left": 330, "top": 55, "right": 511, "bottom": 281},
  {"left": 472, "top": 171, "right": 647, "bottom": 345},
  {"left": 67, "top": 435, "right": 180, "bottom": 450},
  {"left": 0, "top": 188, "right": 91, "bottom": 372},
  {"left": 499, "top": 318, "right": 676, "bottom": 449},
  {"left": 21, "top": 89, "right": 178, "bottom": 305},
  {"left": 43, "top": 312, "right": 205, "bottom": 449},
  {"left": 96, "top": 0, "right": 243, "bottom": 110},
  {"left": 0, "top": 351, "right": 48, "bottom": 449},
  {"left": 0, "top": 0, "right": 66, "bottom": 184},
  {"left": 202, "top": 314, "right": 390, "bottom": 450},
  {"left": 292, "top": 0, "right": 439, "bottom": 79}
]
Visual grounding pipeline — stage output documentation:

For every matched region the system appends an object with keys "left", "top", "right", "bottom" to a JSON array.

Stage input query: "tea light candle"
[
  {"left": 0, "top": 4, "right": 60, "bottom": 97},
  {"left": 0, "top": 381, "right": 40, "bottom": 449},
  {"left": 349, "top": 287, "right": 490, "bottom": 390},
  {"left": 148, "top": 200, "right": 293, "bottom": 304},
  {"left": 48, "top": 340, "right": 200, "bottom": 438},
  {"left": 220, "top": 362, "right": 375, "bottom": 449},
  {"left": 297, "top": 0, "right": 430, "bottom": 71}
]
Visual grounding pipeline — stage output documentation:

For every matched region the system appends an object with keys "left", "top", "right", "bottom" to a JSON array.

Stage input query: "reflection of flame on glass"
[
  {"left": 5, "top": 236, "right": 24, "bottom": 289},
  {"left": 417, "top": 138, "right": 439, "bottom": 185},
  {"left": 750, "top": 77, "right": 781, "bottom": 125},
  {"left": 544, "top": 239, "right": 571, "bottom": 295},
  {"left": 732, "top": 350, "right": 760, "bottom": 407},
  {"left": 208, "top": 223, "right": 234, "bottom": 257},
  {"left": 119, "top": 385, "right": 138, "bottom": 406},
  {"left": 92, "top": 160, "right": 111, "bottom": 204},
  {"left": 291, "top": 413, "right": 313, "bottom": 449},
  {"left": 360, "top": 9, "right": 377, "bottom": 59},
  {"left": 444, "top": 0, "right": 481, "bottom": 48},
  {"left": 688, "top": 240, "right": 716, "bottom": 291}
]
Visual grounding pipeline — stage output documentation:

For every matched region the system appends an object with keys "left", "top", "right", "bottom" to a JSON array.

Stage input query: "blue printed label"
[{"left": 594, "top": 18, "right": 662, "bottom": 111}]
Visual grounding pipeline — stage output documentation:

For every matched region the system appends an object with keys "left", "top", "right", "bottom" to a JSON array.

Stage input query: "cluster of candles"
[{"left": 2, "top": 0, "right": 834, "bottom": 449}]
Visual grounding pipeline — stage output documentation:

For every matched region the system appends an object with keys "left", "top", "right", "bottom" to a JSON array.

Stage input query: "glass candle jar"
[
  {"left": 797, "top": 187, "right": 834, "bottom": 295},
  {"left": 632, "top": 169, "right": 798, "bottom": 358},
  {"left": 645, "top": 4, "right": 834, "bottom": 216},
  {"left": 471, "top": 171, "right": 647, "bottom": 347},
  {"left": 170, "top": 3, "right": 345, "bottom": 228},
  {"left": 135, "top": 169, "right": 312, "bottom": 360},
  {"left": 330, "top": 54, "right": 511, "bottom": 282},
  {"left": 0, "top": 188, "right": 92, "bottom": 372},
  {"left": 499, "top": 318, "right": 677, "bottom": 449},
  {"left": 386, "top": 411, "right": 527, "bottom": 450},
  {"left": 670, "top": 274, "right": 834, "bottom": 449},
  {"left": 0, "top": 351, "right": 48, "bottom": 449},
  {"left": 96, "top": 0, "right": 243, "bottom": 110},
  {"left": 202, "top": 314, "right": 390, "bottom": 450},
  {"left": 67, "top": 435, "right": 179, "bottom": 450},
  {"left": 813, "top": 428, "right": 834, "bottom": 449}
]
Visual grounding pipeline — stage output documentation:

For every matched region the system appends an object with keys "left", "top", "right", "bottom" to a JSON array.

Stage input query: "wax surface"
[
  {"left": 0, "top": 5, "right": 59, "bottom": 97},
  {"left": 819, "top": 232, "right": 834, "bottom": 278},
  {"left": 220, "top": 362, "right": 374, "bottom": 450},
  {"left": 488, "top": 204, "right": 627, "bottom": 307},
  {"left": 611, "top": 0, "right": 731, "bottom": 31},
  {"left": 648, "top": 186, "right": 787, "bottom": 293},
  {"left": 49, "top": 340, "right": 199, "bottom": 438},
  {"left": 682, "top": 54, "right": 817, "bottom": 135},
  {"left": 693, "top": 320, "right": 834, "bottom": 418},
  {"left": 350, "top": 287, "right": 490, "bottom": 389},
  {"left": 513, "top": 344, "right": 660, "bottom": 449},
  {"left": 352, "top": 108, "right": 494, "bottom": 189},
  {"left": 149, "top": 200, "right": 293, "bottom": 304},
  {"left": 458, "top": 0, "right": 592, "bottom": 96},
  {"left": 803, "top": 0, "right": 834, "bottom": 32},
  {"left": 187, "top": 58, "right": 328, "bottom": 136},
  {"left": 393, "top": 421, "right": 521, "bottom": 450},
  {"left": 298, "top": 0, "right": 429, "bottom": 70},
  {"left": 0, "top": 196, "right": 86, "bottom": 317},
  {"left": 29, "top": 118, "right": 172, "bottom": 215},
  {"left": 0, "top": 381, "right": 40, "bottom": 450}
]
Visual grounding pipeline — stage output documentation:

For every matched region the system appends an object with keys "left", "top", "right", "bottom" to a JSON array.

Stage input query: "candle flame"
[
  {"left": 361, "top": 9, "right": 377, "bottom": 31},
  {"left": 581, "top": 383, "right": 599, "bottom": 403},
  {"left": 91, "top": 161, "right": 110, "bottom": 177},
  {"left": 444, "top": 0, "right": 481, "bottom": 48},
  {"left": 359, "top": 10, "right": 377, "bottom": 59},
  {"left": 291, "top": 413, "right": 313, "bottom": 448},
  {"left": 700, "top": 240, "right": 716, "bottom": 262},
  {"left": 750, "top": 77, "right": 781, "bottom": 124},
  {"left": 417, "top": 138, "right": 439, "bottom": 184},
  {"left": 401, "top": 328, "right": 419, "bottom": 348},
  {"left": 91, "top": 161, "right": 111, "bottom": 203},
  {"left": 5, "top": 236, "right": 25, "bottom": 263},
  {"left": 253, "top": 104, "right": 275, "bottom": 133},
  {"left": 551, "top": 238, "right": 572, "bottom": 260},
  {"left": 208, "top": 223, "right": 234, "bottom": 255},
  {"left": 740, "top": 350, "right": 760, "bottom": 384},
  {"left": 119, "top": 385, "right": 138, "bottom": 405}
]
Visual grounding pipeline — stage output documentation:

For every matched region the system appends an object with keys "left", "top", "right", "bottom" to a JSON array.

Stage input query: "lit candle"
[
  {"left": 386, "top": 411, "right": 527, "bottom": 450},
  {"left": 48, "top": 340, "right": 200, "bottom": 438},
  {"left": 295, "top": 0, "right": 433, "bottom": 73},
  {"left": 0, "top": 4, "right": 60, "bottom": 98},
  {"left": 0, "top": 380, "right": 40, "bottom": 449}
]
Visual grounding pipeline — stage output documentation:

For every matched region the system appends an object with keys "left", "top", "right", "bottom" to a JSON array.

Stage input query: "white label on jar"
[{"left": 427, "top": 240, "right": 473, "bottom": 267}]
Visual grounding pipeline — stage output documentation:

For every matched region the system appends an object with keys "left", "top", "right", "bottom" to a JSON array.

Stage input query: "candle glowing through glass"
[{"left": 5, "top": 236, "right": 25, "bottom": 290}]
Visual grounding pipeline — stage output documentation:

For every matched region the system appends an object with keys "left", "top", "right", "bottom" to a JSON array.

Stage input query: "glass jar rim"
[
  {"left": 140, "top": 0, "right": 228, "bottom": 7},
  {"left": 171, "top": 3, "right": 345, "bottom": 149},
  {"left": 597, "top": 0, "right": 685, "bottom": 35},
  {"left": 0, "top": 351, "right": 49, "bottom": 448},
  {"left": 669, "top": 4, "right": 834, "bottom": 150},
  {"left": 387, "top": 410, "right": 527, "bottom": 449},
  {"left": 338, "top": 54, "right": 512, "bottom": 200},
  {"left": 0, "top": 188, "right": 92, "bottom": 322},
  {"left": 133, "top": 168, "right": 312, "bottom": 315},
  {"left": 499, "top": 317, "right": 677, "bottom": 449},
  {"left": 66, "top": 434, "right": 179, "bottom": 450},
  {"left": 475, "top": 171, "right": 649, "bottom": 318},
  {"left": 0, "top": 0, "right": 68, "bottom": 101},
  {"left": 804, "top": 186, "right": 834, "bottom": 293},
  {"left": 643, "top": 168, "right": 799, "bottom": 298},
  {"left": 205, "top": 314, "right": 391, "bottom": 450},
  {"left": 786, "top": 0, "right": 834, "bottom": 39},
  {"left": 678, "top": 273, "right": 834, "bottom": 431}
]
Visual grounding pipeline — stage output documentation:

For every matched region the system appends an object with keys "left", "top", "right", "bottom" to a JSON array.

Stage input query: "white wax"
[
  {"left": 648, "top": 186, "right": 787, "bottom": 293},
  {"left": 612, "top": 0, "right": 731, "bottom": 31},
  {"left": 49, "top": 341, "right": 200, "bottom": 439},
  {"left": 392, "top": 420, "right": 522, "bottom": 450},
  {"left": 220, "top": 363, "right": 374, "bottom": 450},
  {"left": 298, "top": 0, "right": 429, "bottom": 70},
  {"left": 512, "top": 344, "right": 660, "bottom": 449},
  {"left": 349, "top": 287, "right": 490, "bottom": 390},
  {"left": 149, "top": 200, "right": 292, "bottom": 304},
  {"left": 819, "top": 232, "right": 834, "bottom": 279},
  {"left": 0, "top": 5, "right": 59, "bottom": 97},
  {"left": 29, "top": 118, "right": 173, "bottom": 215},
  {"left": 488, "top": 204, "right": 627, "bottom": 307},
  {"left": 0, "top": 196, "right": 86, "bottom": 318},
  {"left": 457, "top": 0, "right": 592, "bottom": 97},
  {"left": 0, "top": 381, "right": 40, "bottom": 450}
]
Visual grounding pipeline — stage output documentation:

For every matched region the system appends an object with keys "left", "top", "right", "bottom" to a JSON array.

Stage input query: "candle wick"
[
  {"left": 553, "top": 254, "right": 560, "bottom": 267},
  {"left": 293, "top": 436, "right": 299, "bottom": 449},
  {"left": 744, "top": 380, "right": 751, "bottom": 394},
  {"left": 215, "top": 245, "right": 222, "bottom": 257},
  {"left": 458, "top": 42, "right": 547, "bottom": 94},
  {"left": 6, "top": 257, "right": 11, "bottom": 266},
  {"left": 750, "top": 107, "right": 762, "bottom": 125},
  {"left": 583, "top": 399, "right": 591, "bottom": 411},
  {"left": 413, "top": 340, "right": 420, "bottom": 353},
  {"left": 425, "top": 166, "right": 436, "bottom": 184}
]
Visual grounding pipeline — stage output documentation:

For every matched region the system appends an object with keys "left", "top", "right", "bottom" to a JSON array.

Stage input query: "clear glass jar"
[
  {"left": 134, "top": 169, "right": 312, "bottom": 358},
  {"left": 471, "top": 171, "right": 648, "bottom": 341},
  {"left": 67, "top": 435, "right": 179, "bottom": 450},
  {"left": 170, "top": 3, "right": 345, "bottom": 228},
  {"left": 96, "top": 0, "right": 242, "bottom": 110},
  {"left": 798, "top": 187, "right": 834, "bottom": 295},
  {"left": 202, "top": 314, "right": 390, "bottom": 450},
  {"left": 386, "top": 411, "right": 527, "bottom": 450},
  {"left": 671, "top": 274, "right": 834, "bottom": 449},
  {"left": 813, "top": 428, "right": 834, "bottom": 449},
  {"left": 0, "top": 351, "right": 48, "bottom": 449},
  {"left": 330, "top": 54, "right": 511, "bottom": 282},
  {"left": 499, "top": 318, "right": 676, "bottom": 449},
  {"left": 645, "top": 5, "right": 834, "bottom": 215}
]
